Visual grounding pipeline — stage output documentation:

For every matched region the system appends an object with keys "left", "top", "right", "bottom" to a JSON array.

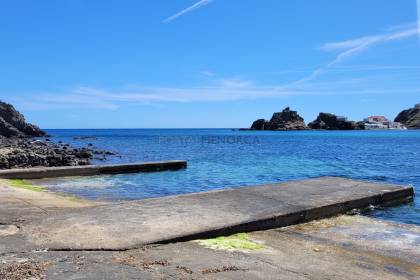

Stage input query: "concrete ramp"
[{"left": 20, "top": 177, "right": 413, "bottom": 250}]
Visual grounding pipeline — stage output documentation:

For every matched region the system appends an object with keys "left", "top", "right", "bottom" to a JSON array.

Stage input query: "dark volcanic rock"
[
  {"left": 0, "top": 100, "right": 105, "bottom": 169},
  {"left": 250, "top": 107, "right": 307, "bottom": 130},
  {"left": 394, "top": 105, "right": 420, "bottom": 129},
  {"left": 266, "top": 108, "right": 307, "bottom": 130},
  {"left": 0, "top": 136, "right": 93, "bottom": 169},
  {"left": 308, "top": 113, "right": 361, "bottom": 130},
  {"left": 0, "top": 100, "right": 47, "bottom": 137},
  {"left": 356, "top": 121, "right": 366, "bottom": 130},
  {"left": 251, "top": 119, "right": 269, "bottom": 130}
]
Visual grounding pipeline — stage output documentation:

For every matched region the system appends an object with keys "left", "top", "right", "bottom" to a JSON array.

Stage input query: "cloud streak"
[
  {"left": 418, "top": 0, "right": 420, "bottom": 41},
  {"left": 10, "top": 22, "right": 420, "bottom": 111},
  {"left": 13, "top": 74, "right": 420, "bottom": 111},
  {"left": 163, "top": 0, "right": 213, "bottom": 23},
  {"left": 290, "top": 24, "right": 419, "bottom": 85}
]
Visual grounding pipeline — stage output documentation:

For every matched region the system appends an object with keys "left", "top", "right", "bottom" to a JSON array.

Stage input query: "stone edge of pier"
[{"left": 0, "top": 160, "right": 187, "bottom": 179}]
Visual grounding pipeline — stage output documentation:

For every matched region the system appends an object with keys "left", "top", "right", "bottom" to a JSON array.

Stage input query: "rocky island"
[
  {"left": 249, "top": 107, "right": 363, "bottom": 131},
  {"left": 250, "top": 107, "right": 307, "bottom": 130},
  {"left": 0, "top": 100, "right": 95, "bottom": 169},
  {"left": 394, "top": 104, "right": 420, "bottom": 129},
  {"left": 247, "top": 105, "right": 420, "bottom": 131},
  {"left": 308, "top": 113, "right": 364, "bottom": 130}
]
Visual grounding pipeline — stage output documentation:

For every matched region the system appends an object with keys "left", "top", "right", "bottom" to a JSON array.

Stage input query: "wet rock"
[
  {"left": 74, "top": 136, "right": 98, "bottom": 140},
  {"left": 93, "top": 149, "right": 116, "bottom": 156},
  {"left": 0, "top": 136, "right": 93, "bottom": 169}
]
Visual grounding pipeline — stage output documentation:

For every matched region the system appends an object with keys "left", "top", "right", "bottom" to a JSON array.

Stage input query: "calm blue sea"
[{"left": 37, "top": 129, "right": 420, "bottom": 225}]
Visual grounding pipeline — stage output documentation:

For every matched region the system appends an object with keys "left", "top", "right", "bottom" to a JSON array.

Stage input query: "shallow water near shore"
[{"left": 33, "top": 129, "right": 420, "bottom": 225}]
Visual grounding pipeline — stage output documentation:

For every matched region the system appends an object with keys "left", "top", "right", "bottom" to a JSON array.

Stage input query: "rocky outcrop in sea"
[
  {"left": 250, "top": 107, "right": 307, "bottom": 130},
  {"left": 0, "top": 100, "right": 102, "bottom": 169},
  {"left": 308, "top": 113, "right": 364, "bottom": 130},
  {"left": 394, "top": 104, "right": 420, "bottom": 129}
]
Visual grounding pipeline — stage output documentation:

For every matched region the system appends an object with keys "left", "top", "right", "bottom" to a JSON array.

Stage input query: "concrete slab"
[
  {"left": 1, "top": 215, "right": 419, "bottom": 280},
  {"left": 0, "top": 180, "right": 99, "bottom": 225},
  {"left": 15, "top": 177, "right": 413, "bottom": 251},
  {"left": 0, "top": 160, "right": 187, "bottom": 179}
]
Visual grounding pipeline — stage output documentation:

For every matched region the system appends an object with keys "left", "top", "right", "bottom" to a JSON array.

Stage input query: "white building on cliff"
[{"left": 363, "top": 115, "right": 406, "bottom": 130}]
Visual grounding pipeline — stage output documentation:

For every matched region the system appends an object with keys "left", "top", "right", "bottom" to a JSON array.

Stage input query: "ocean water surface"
[{"left": 35, "top": 129, "right": 420, "bottom": 225}]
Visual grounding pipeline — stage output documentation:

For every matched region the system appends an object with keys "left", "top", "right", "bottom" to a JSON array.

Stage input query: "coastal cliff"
[
  {"left": 0, "top": 100, "right": 94, "bottom": 169},
  {"left": 0, "top": 101, "right": 46, "bottom": 137},
  {"left": 250, "top": 107, "right": 307, "bottom": 130},
  {"left": 394, "top": 104, "right": 420, "bottom": 129}
]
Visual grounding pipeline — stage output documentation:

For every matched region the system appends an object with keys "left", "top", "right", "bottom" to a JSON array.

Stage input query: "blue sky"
[{"left": 1, "top": 0, "right": 420, "bottom": 128}]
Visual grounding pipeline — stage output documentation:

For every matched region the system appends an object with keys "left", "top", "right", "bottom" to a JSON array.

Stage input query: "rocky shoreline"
[
  {"left": 0, "top": 100, "right": 113, "bottom": 169},
  {"left": 0, "top": 136, "right": 96, "bottom": 169}
]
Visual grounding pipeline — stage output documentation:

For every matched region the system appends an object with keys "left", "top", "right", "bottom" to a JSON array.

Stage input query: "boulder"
[
  {"left": 394, "top": 105, "right": 420, "bottom": 129},
  {"left": 308, "top": 113, "right": 361, "bottom": 130}
]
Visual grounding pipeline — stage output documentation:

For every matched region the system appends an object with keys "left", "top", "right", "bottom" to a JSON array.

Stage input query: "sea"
[{"left": 34, "top": 129, "right": 420, "bottom": 225}]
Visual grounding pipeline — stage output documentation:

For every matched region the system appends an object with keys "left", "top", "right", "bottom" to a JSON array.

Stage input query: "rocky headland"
[
  {"left": 0, "top": 101, "right": 46, "bottom": 138},
  {"left": 250, "top": 107, "right": 307, "bottom": 130},
  {"left": 0, "top": 100, "right": 107, "bottom": 169},
  {"left": 308, "top": 113, "right": 364, "bottom": 130},
  {"left": 394, "top": 104, "right": 420, "bottom": 129}
]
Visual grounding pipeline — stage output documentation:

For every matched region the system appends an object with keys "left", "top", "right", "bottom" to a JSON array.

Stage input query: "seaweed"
[{"left": 197, "top": 233, "right": 263, "bottom": 251}]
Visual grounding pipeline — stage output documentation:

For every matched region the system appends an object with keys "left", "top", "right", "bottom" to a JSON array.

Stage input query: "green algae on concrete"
[
  {"left": 197, "top": 233, "right": 263, "bottom": 251},
  {"left": 6, "top": 179, "right": 46, "bottom": 192}
]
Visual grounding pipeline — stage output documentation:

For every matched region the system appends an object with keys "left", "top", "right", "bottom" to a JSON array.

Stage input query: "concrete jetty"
[
  {"left": 0, "top": 160, "right": 187, "bottom": 179},
  {"left": 6, "top": 177, "right": 412, "bottom": 251}
]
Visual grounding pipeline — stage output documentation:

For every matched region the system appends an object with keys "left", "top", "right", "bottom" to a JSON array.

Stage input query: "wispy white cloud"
[
  {"left": 291, "top": 24, "right": 420, "bottom": 85},
  {"left": 271, "top": 65, "right": 420, "bottom": 76},
  {"left": 200, "top": 71, "right": 215, "bottom": 77},
  {"left": 163, "top": 0, "right": 213, "bottom": 23},
  {"left": 417, "top": 0, "right": 420, "bottom": 41},
  {"left": 10, "top": 22, "right": 420, "bottom": 111},
  {"left": 218, "top": 78, "right": 254, "bottom": 88},
  {"left": 13, "top": 74, "right": 420, "bottom": 111}
]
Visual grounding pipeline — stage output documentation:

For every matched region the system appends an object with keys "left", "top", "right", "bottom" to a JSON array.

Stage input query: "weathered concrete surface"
[
  {"left": 0, "top": 180, "right": 104, "bottom": 255},
  {"left": 0, "top": 160, "right": 187, "bottom": 179},
  {"left": 0, "top": 180, "right": 99, "bottom": 224},
  {"left": 8, "top": 177, "right": 413, "bottom": 251},
  {"left": 1, "top": 215, "right": 419, "bottom": 280}
]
